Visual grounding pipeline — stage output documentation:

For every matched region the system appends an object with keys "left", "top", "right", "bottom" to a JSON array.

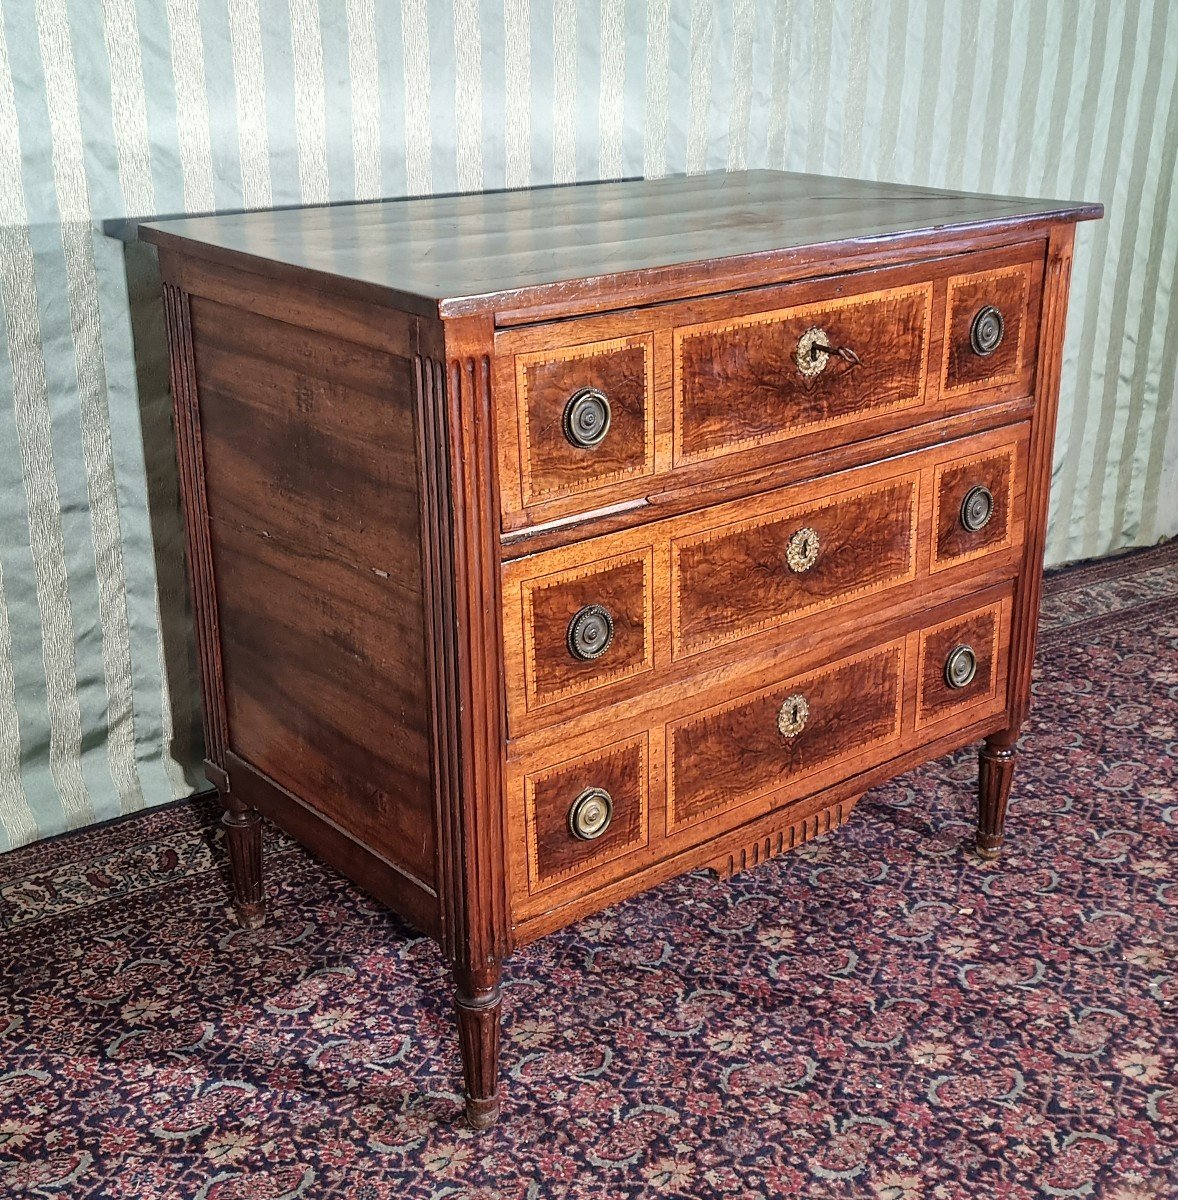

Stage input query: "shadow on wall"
[{"left": 119, "top": 235, "right": 203, "bottom": 787}]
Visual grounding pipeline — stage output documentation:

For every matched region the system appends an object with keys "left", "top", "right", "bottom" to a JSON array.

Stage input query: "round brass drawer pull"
[
  {"left": 777, "top": 692, "right": 810, "bottom": 739},
  {"left": 944, "top": 644, "right": 978, "bottom": 690},
  {"left": 563, "top": 387, "right": 612, "bottom": 448},
  {"left": 795, "top": 326, "right": 861, "bottom": 377},
  {"left": 567, "top": 604, "right": 615, "bottom": 661},
  {"left": 786, "top": 526, "right": 820, "bottom": 573},
  {"left": 960, "top": 484, "right": 995, "bottom": 532},
  {"left": 970, "top": 305, "right": 1005, "bottom": 356},
  {"left": 568, "top": 787, "right": 613, "bottom": 841}
]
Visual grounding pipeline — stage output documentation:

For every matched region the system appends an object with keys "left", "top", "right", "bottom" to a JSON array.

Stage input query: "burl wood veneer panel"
[
  {"left": 668, "top": 640, "right": 905, "bottom": 834},
  {"left": 942, "top": 260, "right": 1039, "bottom": 396},
  {"left": 515, "top": 334, "right": 655, "bottom": 505},
  {"left": 521, "top": 550, "right": 654, "bottom": 712},
  {"left": 520, "top": 733, "right": 649, "bottom": 912},
  {"left": 190, "top": 297, "right": 436, "bottom": 887},
  {"left": 672, "top": 476, "right": 920, "bottom": 658},
  {"left": 915, "top": 597, "right": 1011, "bottom": 731},
  {"left": 673, "top": 283, "right": 933, "bottom": 464},
  {"left": 932, "top": 441, "right": 1022, "bottom": 572}
]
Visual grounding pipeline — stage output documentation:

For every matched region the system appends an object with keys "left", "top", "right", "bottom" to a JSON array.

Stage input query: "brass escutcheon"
[
  {"left": 777, "top": 692, "right": 810, "bottom": 740},
  {"left": 786, "top": 527, "right": 820, "bottom": 573},
  {"left": 795, "top": 326, "right": 831, "bottom": 377},
  {"left": 568, "top": 787, "right": 613, "bottom": 841}
]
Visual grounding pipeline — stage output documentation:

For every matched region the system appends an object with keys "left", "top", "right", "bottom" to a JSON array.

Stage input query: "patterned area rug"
[{"left": 2, "top": 543, "right": 1175, "bottom": 1199}]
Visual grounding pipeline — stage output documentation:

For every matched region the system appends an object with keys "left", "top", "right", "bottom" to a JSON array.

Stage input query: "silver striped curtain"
[{"left": 1, "top": 0, "right": 1175, "bottom": 849}]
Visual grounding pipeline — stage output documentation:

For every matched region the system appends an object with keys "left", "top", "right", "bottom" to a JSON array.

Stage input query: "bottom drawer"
[{"left": 507, "top": 591, "right": 1012, "bottom": 924}]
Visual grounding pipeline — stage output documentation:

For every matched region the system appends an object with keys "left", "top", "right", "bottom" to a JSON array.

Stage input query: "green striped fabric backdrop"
[{"left": 0, "top": 0, "right": 1175, "bottom": 848}]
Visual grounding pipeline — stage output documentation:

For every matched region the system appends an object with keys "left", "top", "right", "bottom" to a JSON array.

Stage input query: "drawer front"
[
  {"left": 516, "top": 549, "right": 655, "bottom": 710},
  {"left": 673, "top": 283, "right": 933, "bottom": 465},
  {"left": 668, "top": 640, "right": 904, "bottom": 834},
  {"left": 915, "top": 599, "right": 1010, "bottom": 730},
  {"left": 515, "top": 733, "right": 650, "bottom": 914},
  {"left": 507, "top": 590, "right": 1015, "bottom": 927},
  {"left": 514, "top": 334, "right": 655, "bottom": 505},
  {"left": 942, "top": 261, "right": 1038, "bottom": 397},
  {"left": 931, "top": 439, "right": 1022, "bottom": 572},
  {"left": 503, "top": 424, "right": 1028, "bottom": 734},
  {"left": 672, "top": 476, "right": 919, "bottom": 659},
  {"left": 497, "top": 244, "right": 1044, "bottom": 531}
]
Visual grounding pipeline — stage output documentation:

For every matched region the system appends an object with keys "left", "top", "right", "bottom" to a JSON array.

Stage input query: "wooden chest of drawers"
[{"left": 141, "top": 171, "right": 1100, "bottom": 1128}]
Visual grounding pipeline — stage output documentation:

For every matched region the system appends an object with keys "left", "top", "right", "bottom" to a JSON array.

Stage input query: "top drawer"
[{"left": 494, "top": 243, "right": 1044, "bottom": 531}]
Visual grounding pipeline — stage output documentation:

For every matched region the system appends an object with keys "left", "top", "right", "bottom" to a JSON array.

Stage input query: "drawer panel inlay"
[
  {"left": 942, "top": 262, "right": 1035, "bottom": 395},
  {"left": 515, "top": 334, "right": 655, "bottom": 504},
  {"left": 522, "top": 733, "right": 649, "bottom": 897},
  {"left": 668, "top": 641, "right": 904, "bottom": 833},
  {"left": 915, "top": 600, "right": 1009, "bottom": 729},
  {"left": 672, "top": 477, "right": 920, "bottom": 658},
  {"left": 522, "top": 550, "right": 654, "bottom": 710},
  {"left": 673, "top": 283, "right": 933, "bottom": 464},
  {"left": 932, "top": 443, "right": 1019, "bottom": 571}
]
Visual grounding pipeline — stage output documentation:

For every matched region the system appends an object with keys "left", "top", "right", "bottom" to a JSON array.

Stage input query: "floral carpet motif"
[{"left": 2, "top": 543, "right": 1175, "bottom": 1199}]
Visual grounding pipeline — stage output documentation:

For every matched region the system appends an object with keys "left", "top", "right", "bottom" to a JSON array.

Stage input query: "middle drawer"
[{"left": 502, "top": 423, "right": 1028, "bottom": 736}]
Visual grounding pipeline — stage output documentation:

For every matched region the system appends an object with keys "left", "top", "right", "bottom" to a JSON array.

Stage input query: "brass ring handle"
[
  {"left": 563, "top": 387, "right": 612, "bottom": 448},
  {"left": 944, "top": 644, "right": 978, "bottom": 690},
  {"left": 568, "top": 787, "right": 613, "bottom": 841},
  {"left": 795, "top": 326, "right": 861, "bottom": 377},
  {"left": 777, "top": 692, "right": 810, "bottom": 740},
  {"left": 960, "top": 485, "right": 994, "bottom": 533},
  {"left": 567, "top": 604, "right": 614, "bottom": 661},
  {"left": 970, "top": 305, "right": 1005, "bottom": 356},
  {"left": 786, "top": 527, "right": 820, "bottom": 573}
]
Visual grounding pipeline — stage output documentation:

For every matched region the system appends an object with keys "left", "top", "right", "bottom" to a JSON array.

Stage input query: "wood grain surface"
[
  {"left": 141, "top": 170, "right": 1100, "bottom": 319},
  {"left": 674, "top": 283, "right": 932, "bottom": 463},
  {"left": 668, "top": 641, "right": 904, "bottom": 833},
  {"left": 516, "top": 334, "right": 655, "bottom": 505}
]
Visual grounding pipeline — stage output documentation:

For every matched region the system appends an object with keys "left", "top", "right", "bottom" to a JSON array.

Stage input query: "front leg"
[
  {"left": 454, "top": 962, "right": 503, "bottom": 1130},
  {"left": 977, "top": 729, "right": 1019, "bottom": 859},
  {"left": 222, "top": 793, "right": 266, "bottom": 928}
]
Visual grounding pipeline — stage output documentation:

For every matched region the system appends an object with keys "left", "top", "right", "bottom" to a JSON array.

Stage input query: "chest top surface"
[{"left": 139, "top": 170, "right": 1101, "bottom": 318}]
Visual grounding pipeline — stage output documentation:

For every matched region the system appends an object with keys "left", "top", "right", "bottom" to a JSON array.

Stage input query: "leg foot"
[
  {"left": 222, "top": 797, "right": 265, "bottom": 927},
  {"left": 977, "top": 731, "right": 1019, "bottom": 859},
  {"left": 454, "top": 964, "right": 502, "bottom": 1130}
]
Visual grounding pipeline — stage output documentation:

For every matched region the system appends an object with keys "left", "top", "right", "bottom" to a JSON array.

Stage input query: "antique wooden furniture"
[{"left": 141, "top": 172, "right": 1100, "bottom": 1128}]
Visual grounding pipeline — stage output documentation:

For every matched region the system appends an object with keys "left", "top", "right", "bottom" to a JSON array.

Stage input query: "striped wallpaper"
[{"left": 0, "top": 0, "right": 1174, "bottom": 848}]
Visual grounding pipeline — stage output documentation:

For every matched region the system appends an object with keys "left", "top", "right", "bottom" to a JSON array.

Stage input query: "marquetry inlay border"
[
  {"left": 929, "top": 443, "right": 1019, "bottom": 574},
  {"left": 669, "top": 475, "right": 921, "bottom": 659},
  {"left": 914, "top": 598, "right": 1008, "bottom": 731},
  {"left": 522, "top": 732, "right": 650, "bottom": 896},
  {"left": 516, "top": 332, "right": 657, "bottom": 505},
  {"left": 671, "top": 283, "right": 934, "bottom": 465},
  {"left": 666, "top": 640, "right": 905, "bottom": 834},
  {"left": 940, "top": 262, "right": 1032, "bottom": 395},
  {"left": 521, "top": 547, "right": 656, "bottom": 710}
]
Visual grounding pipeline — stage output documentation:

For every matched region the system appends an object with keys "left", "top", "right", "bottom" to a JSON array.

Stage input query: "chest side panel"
[{"left": 188, "top": 296, "right": 437, "bottom": 889}]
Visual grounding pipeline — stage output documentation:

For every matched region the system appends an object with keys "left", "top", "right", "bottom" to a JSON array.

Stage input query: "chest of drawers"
[{"left": 141, "top": 171, "right": 1100, "bottom": 1128}]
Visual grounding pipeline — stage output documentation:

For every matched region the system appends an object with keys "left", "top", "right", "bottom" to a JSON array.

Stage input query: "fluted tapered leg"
[
  {"left": 222, "top": 795, "right": 265, "bottom": 928},
  {"left": 454, "top": 963, "right": 502, "bottom": 1130},
  {"left": 977, "top": 730, "right": 1019, "bottom": 859}
]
